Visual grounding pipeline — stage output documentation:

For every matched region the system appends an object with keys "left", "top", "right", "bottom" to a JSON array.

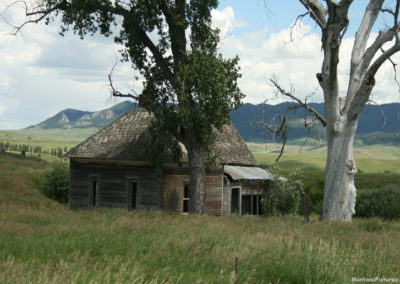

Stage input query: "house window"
[
  {"left": 183, "top": 184, "right": 189, "bottom": 215},
  {"left": 128, "top": 181, "right": 137, "bottom": 210},
  {"left": 90, "top": 178, "right": 99, "bottom": 206},
  {"left": 241, "top": 195, "right": 262, "bottom": 215}
]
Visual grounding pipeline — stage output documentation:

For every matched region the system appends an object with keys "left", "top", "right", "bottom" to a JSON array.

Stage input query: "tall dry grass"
[{"left": 1, "top": 154, "right": 400, "bottom": 283}]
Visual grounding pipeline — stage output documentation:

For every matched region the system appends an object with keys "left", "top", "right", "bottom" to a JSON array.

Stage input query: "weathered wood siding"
[
  {"left": 69, "top": 159, "right": 160, "bottom": 209},
  {"left": 70, "top": 159, "right": 224, "bottom": 215},
  {"left": 161, "top": 168, "right": 224, "bottom": 215},
  {"left": 223, "top": 179, "right": 270, "bottom": 215}
]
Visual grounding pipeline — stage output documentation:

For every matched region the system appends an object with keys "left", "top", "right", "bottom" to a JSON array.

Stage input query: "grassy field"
[
  {"left": 250, "top": 143, "right": 400, "bottom": 191},
  {"left": 0, "top": 130, "right": 82, "bottom": 162},
  {"left": 0, "top": 130, "right": 81, "bottom": 150},
  {"left": 1, "top": 137, "right": 400, "bottom": 282},
  {"left": 17, "top": 126, "right": 99, "bottom": 140},
  {"left": 1, "top": 152, "right": 400, "bottom": 283}
]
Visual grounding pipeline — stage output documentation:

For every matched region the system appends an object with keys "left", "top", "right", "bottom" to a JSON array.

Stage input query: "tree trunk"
[
  {"left": 322, "top": 119, "right": 358, "bottom": 221},
  {"left": 185, "top": 132, "right": 207, "bottom": 214}
]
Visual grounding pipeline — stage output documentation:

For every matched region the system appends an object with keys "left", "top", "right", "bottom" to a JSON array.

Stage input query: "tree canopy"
[{"left": 11, "top": 0, "right": 244, "bottom": 213}]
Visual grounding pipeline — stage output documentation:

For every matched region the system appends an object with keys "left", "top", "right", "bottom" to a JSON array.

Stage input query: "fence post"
[{"left": 234, "top": 256, "right": 238, "bottom": 284}]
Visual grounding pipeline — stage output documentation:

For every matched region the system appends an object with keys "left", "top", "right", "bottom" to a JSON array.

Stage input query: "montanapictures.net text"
[{"left": 352, "top": 277, "right": 399, "bottom": 282}]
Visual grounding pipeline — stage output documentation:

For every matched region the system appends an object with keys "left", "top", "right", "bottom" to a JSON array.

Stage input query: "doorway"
[
  {"left": 231, "top": 187, "right": 240, "bottom": 214},
  {"left": 128, "top": 181, "right": 137, "bottom": 209}
]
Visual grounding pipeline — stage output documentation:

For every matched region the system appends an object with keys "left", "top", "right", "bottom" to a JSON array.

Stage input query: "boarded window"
[
  {"left": 128, "top": 181, "right": 137, "bottom": 209},
  {"left": 90, "top": 178, "right": 99, "bottom": 206},
  {"left": 183, "top": 184, "right": 189, "bottom": 214}
]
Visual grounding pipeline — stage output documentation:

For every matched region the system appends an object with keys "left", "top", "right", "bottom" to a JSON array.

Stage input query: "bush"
[
  {"left": 355, "top": 184, "right": 400, "bottom": 220},
  {"left": 261, "top": 167, "right": 301, "bottom": 216},
  {"left": 37, "top": 162, "right": 69, "bottom": 204},
  {"left": 303, "top": 178, "right": 325, "bottom": 215}
]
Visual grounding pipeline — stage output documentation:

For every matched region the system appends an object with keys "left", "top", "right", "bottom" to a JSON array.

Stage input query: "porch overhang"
[{"left": 224, "top": 165, "right": 273, "bottom": 181}]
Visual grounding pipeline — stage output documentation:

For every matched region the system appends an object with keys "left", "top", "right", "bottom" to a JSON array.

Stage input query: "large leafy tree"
[{"left": 10, "top": 0, "right": 244, "bottom": 214}]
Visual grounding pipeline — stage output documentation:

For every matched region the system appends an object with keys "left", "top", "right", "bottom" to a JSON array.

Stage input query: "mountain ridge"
[
  {"left": 25, "top": 101, "right": 136, "bottom": 131},
  {"left": 20, "top": 101, "right": 400, "bottom": 144}
]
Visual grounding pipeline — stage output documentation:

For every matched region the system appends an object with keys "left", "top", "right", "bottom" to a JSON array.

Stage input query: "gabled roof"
[{"left": 68, "top": 108, "right": 259, "bottom": 166}]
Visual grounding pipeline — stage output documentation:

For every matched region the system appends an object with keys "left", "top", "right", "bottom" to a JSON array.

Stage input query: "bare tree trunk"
[
  {"left": 322, "top": 119, "right": 358, "bottom": 221},
  {"left": 295, "top": 0, "right": 400, "bottom": 221},
  {"left": 186, "top": 132, "right": 207, "bottom": 214}
]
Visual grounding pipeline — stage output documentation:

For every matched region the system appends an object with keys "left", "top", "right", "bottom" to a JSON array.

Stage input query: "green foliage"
[
  {"left": 143, "top": 115, "right": 183, "bottom": 175},
  {"left": 355, "top": 184, "right": 400, "bottom": 220},
  {"left": 304, "top": 178, "right": 325, "bottom": 214},
  {"left": 357, "top": 131, "right": 400, "bottom": 146},
  {"left": 177, "top": 50, "right": 243, "bottom": 144},
  {"left": 261, "top": 166, "right": 301, "bottom": 216},
  {"left": 37, "top": 162, "right": 69, "bottom": 204},
  {"left": 38, "top": 0, "right": 244, "bottom": 170}
]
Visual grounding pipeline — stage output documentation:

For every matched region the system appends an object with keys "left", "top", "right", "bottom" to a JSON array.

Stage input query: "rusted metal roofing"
[
  {"left": 224, "top": 165, "right": 273, "bottom": 181},
  {"left": 68, "top": 108, "right": 259, "bottom": 166}
]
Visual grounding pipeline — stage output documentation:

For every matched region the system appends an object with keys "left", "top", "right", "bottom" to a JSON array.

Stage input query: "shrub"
[
  {"left": 261, "top": 167, "right": 301, "bottom": 216},
  {"left": 303, "top": 178, "right": 325, "bottom": 215},
  {"left": 37, "top": 162, "right": 69, "bottom": 204},
  {"left": 355, "top": 184, "right": 400, "bottom": 220}
]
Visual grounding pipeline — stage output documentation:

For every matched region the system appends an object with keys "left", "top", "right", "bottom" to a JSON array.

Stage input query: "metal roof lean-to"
[{"left": 224, "top": 165, "right": 274, "bottom": 181}]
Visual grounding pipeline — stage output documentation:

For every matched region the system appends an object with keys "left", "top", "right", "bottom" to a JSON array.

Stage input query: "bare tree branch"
[
  {"left": 3, "top": 0, "right": 177, "bottom": 87},
  {"left": 108, "top": 58, "right": 139, "bottom": 100},
  {"left": 2, "top": 1, "right": 60, "bottom": 36},
  {"left": 252, "top": 79, "right": 325, "bottom": 161},
  {"left": 381, "top": 46, "right": 400, "bottom": 96},
  {"left": 270, "top": 78, "right": 327, "bottom": 126},
  {"left": 344, "top": 0, "right": 387, "bottom": 114},
  {"left": 367, "top": 100, "right": 386, "bottom": 128},
  {"left": 288, "top": 11, "right": 310, "bottom": 42},
  {"left": 351, "top": 43, "right": 400, "bottom": 116},
  {"left": 298, "top": 0, "right": 327, "bottom": 29}
]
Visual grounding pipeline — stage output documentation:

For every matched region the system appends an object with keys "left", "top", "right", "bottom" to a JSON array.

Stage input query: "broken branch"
[
  {"left": 108, "top": 58, "right": 139, "bottom": 100},
  {"left": 270, "top": 78, "right": 327, "bottom": 126}
]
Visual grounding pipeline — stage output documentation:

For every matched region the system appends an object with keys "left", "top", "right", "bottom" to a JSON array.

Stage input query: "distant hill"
[
  {"left": 19, "top": 101, "right": 136, "bottom": 139},
  {"left": 25, "top": 101, "right": 136, "bottom": 130},
  {"left": 231, "top": 102, "right": 400, "bottom": 144},
  {"left": 17, "top": 101, "right": 400, "bottom": 144}
]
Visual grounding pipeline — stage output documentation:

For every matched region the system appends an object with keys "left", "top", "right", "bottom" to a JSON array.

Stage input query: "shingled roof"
[{"left": 68, "top": 108, "right": 259, "bottom": 166}]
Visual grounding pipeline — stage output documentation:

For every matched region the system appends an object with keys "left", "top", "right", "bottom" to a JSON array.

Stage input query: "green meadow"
[
  {"left": 0, "top": 130, "right": 81, "bottom": 162},
  {"left": 250, "top": 143, "right": 400, "bottom": 191},
  {"left": 0, "top": 135, "right": 400, "bottom": 282},
  {"left": 0, "top": 130, "right": 81, "bottom": 150}
]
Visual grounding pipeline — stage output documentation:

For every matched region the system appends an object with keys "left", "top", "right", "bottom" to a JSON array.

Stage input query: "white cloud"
[
  {"left": 0, "top": 2, "right": 399, "bottom": 130},
  {"left": 214, "top": 16, "right": 324, "bottom": 104},
  {"left": 213, "top": 7, "right": 400, "bottom": 107},
  {"left": 0, "top": 0, "right": 135, "bottom": 129},
  {"left": 211, "top": 7, "right": 246, "bottom": 39}
]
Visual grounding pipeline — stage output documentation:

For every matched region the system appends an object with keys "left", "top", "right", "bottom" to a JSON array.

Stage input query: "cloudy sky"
[{"left": 0, "top": 0, "right": 399, "bottom": 130}]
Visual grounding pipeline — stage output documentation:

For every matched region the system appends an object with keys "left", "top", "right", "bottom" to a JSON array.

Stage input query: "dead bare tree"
[
  {"left": 252, "top": 79, "right": 325, "bottom": 162},
  {"left": 267, "top": 0, "right": 400, "bottom": 221}
]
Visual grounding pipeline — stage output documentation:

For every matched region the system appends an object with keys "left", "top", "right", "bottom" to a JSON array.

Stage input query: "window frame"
[
  {"left": 89, "top": 175, "right": 100, "bottom": 207},
  {"left": 182, "top": 183, "right": 190, "bottom": 215}
]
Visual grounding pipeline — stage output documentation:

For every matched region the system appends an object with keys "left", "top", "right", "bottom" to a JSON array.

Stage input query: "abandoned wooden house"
[{"left": 67, "top": 108, "right": 274, "bottom": 215}]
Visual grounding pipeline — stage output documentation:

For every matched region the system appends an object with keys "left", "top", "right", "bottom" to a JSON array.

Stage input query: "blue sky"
[
  {"left": 219, "top": 1, "right": 385, "bottom": 37},
  {"left": 219, "top": 0, "right": 308, "bottom": 34},
  {"left": 0, "top": 1, "right": 399, "bottom": 130}
]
